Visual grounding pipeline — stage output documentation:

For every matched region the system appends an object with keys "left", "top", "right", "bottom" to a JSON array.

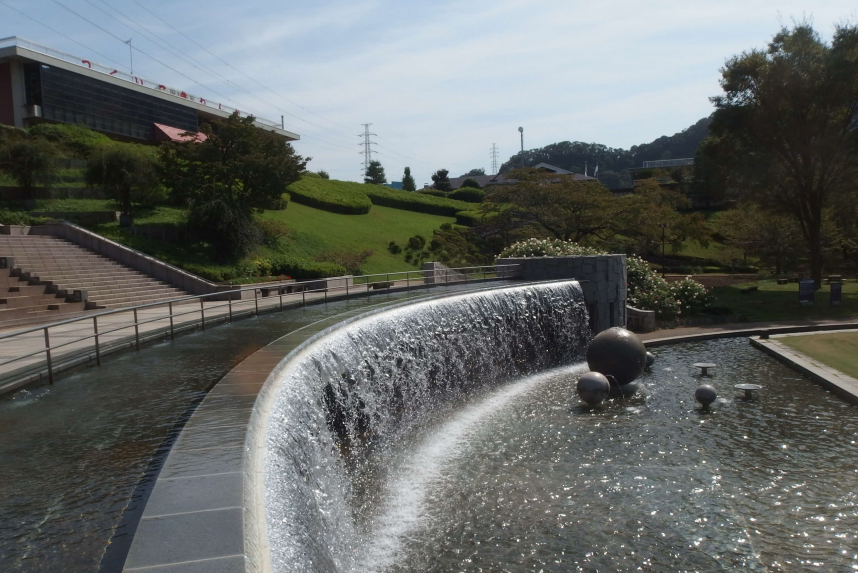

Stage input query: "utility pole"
[
  {"left": 659, "top": 223, "right": 668, "bottom": 277},
  {"left": 489, "top": 143, "right": 499, "bottom": 175},
  {"left": 358, "top": 123, "right": 377, "bottom": 179},
  {"left": 125, "top": 38, "right": 133, "bottom": 74},
  {"left": 518, "top": 127, "right": 524, "bottom": 168}
]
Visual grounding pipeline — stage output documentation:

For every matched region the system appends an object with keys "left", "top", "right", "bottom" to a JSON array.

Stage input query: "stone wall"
[{"left": 495, "top": 255, "right": 626, "bottom": 332}]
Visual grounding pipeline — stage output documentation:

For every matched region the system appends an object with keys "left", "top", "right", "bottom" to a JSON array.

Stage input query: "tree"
[
  {"left": 364, "top": 160, "right": 386, "bottom": 185},
  {"left": 713, "top": 205, "right": 804, "bottom": 274},
  {"left": 431, "top": 169, "right": 451, "bottom": 192},
  {"left": 481, "top": 168, "right": 625, "bottom": 242},
  {"left": 86, "top": 145, "right": 163, "bottom": 224},
  {"left": 161, "top": 113, "right": 307, "bottom": 259},
  {"left": 620, "top": 178, "right": 708, "bottom": 255},
  {"left": 402, "top": 166, "right": 416, "bottom": 191},
  {"left": 0, "top": 136, "right": 58, "bottom": 193},
  {"left": 705, "top": 23, "right": 858, "bottom": 286},
  {"left": 460, "top": 178, "right": 481, "bottom": 189},
  {"left": 316, "top": 170, "right": 330, "bottom": 179},
  {"left": 462, "top": 168, "right": 485, "bottom": 177}
]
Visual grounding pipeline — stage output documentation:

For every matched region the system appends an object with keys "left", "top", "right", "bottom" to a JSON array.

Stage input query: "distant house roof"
[
  {"left": 443, "top": 165, "right": 596, "bottom": 190},
  {"left": 152, "top": 123, "right": 207, "bottom": 143}
]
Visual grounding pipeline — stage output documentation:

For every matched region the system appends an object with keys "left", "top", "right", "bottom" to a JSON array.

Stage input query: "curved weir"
[{"left": 247, "top": 281, "right": 589, "bottom": 573}]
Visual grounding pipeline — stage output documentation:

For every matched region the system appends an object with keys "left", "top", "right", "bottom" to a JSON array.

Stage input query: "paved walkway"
[
  {"left": 641, "top": 317, "right": 858, "bottom": 344},
  {"left": 0, "top": 279, "right": 447, "bottom": 394}
]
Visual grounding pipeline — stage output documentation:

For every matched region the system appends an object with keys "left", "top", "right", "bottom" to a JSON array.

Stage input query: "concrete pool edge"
[
  {"left": 119, "top": 282, "right": 528, "bottom": 573},
  {"left": 750, "top": 333, "right": 858, "bottom": 406}
]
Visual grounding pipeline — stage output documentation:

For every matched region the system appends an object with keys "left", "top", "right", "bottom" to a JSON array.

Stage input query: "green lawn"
[
  {"left": 779, "top": 332, "right": 858, "bottom": 379},
  {"left": 711, "top": 279, "right": 858, "bottom": 322},
  {"left": 262, "top": 202, "right": 455, "bottom": 275}
]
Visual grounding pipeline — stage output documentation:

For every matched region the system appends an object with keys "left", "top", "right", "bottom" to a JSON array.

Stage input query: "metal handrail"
[{"left": 0, "top": 263, "right": 521, "bottom": 387}]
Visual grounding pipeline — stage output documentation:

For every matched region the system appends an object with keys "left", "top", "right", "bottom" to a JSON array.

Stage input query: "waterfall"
[{"left": 254, "top": 281, "right": 590, "bottom": 573}]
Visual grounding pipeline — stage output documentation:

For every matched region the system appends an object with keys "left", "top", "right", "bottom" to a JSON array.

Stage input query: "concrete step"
[
  {"left": 0, "top": 294, "right": 64, "bottom": 308},
  {"left": 5, "top": 284, "right": 50, "bottom": 296}
]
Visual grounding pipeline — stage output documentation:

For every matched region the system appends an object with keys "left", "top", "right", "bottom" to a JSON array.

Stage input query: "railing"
[{"left": 0, "top": 264, "right": 521, "bottom": 392}]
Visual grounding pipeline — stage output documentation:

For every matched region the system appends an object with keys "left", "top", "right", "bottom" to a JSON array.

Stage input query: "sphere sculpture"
[
  {"left": 586, "top": 327, "right": 647, "bottom": 386},
  {"left": 577, "top": 372, "right": 611, "bottom": 405},
  {"left": 695, "top": 384, "right": 717, "bottom": 407},
  {"left": 646, "top": 352, "right": 656, "bottom": 367}
]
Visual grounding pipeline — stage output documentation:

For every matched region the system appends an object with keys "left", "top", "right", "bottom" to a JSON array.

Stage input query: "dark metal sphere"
[
  {"left": 586, "top": 327, "right": 647, "bottom": 385},
  {"left": 577, "top": 372, "right": 611, "bottom": 405},
  {"left": 646, "top": 352, "right": 656, "bottom": 367},
  {"left": 695, "top": 384, "right": 717, "bottom": 406}
]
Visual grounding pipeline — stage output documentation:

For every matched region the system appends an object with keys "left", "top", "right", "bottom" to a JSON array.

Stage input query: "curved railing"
[{"left": 0, "top": 264, "right": 521, "bottom": 394}]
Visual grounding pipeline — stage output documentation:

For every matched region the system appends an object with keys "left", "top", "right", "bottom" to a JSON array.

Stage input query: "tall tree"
[
  {"left": 161, "top": 113, "right": 307, "bottom": 259},
  {"left": 86, "top": 145, "right": 163, "bottom": 225},
  {"left": 364, "top": 160, "right": 386, "bottom": 185},
  {"left": 705, "top": 23, "right": 858, "bottom": 286},
  {"left": 402, "top": 166, "right": 416, "bottom": 191},
  {"left": 431, "top": 169, "right": 451, "bottom": 191},
  {"left": 462, "top": 168, "right": 486, "bottom": 177}
]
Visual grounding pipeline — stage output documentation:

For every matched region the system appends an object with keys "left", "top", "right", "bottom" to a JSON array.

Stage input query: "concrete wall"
[
  {"left": 496, "top": 255, "right": 627, "bottom": 332},
  {"left": 422, "top": 261, "right": 467, "bottom": 284}
]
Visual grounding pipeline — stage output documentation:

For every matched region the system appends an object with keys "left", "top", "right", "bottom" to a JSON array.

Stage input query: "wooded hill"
[{"left": 499, "top": 117, "right": 710, "bottom": 189}]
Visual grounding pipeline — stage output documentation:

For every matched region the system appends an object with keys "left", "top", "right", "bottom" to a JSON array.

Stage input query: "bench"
[
  {"left": 777, "top": 278, "right": 788, "bottom": 285},
  {"left": 370, "top": 281, "right": 394, "bottom": 290},
  {"left": 826, "top": 275, "right": 843, "bottom": 284},
  {"left": 740, "top": 286, "right": 759, "bottom": 295}
]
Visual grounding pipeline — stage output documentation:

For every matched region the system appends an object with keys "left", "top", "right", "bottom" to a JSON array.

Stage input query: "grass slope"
[
  {"left": 780, "top": 332, "right": 858, "bottom": 379},
  {"left": 262, "top": 202, "right": 455, "bottom": 275}
]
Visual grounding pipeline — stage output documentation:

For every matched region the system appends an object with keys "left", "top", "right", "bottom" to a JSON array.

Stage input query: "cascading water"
[{"left": 256, "top": 281, "right": 590, "bottom": 573}]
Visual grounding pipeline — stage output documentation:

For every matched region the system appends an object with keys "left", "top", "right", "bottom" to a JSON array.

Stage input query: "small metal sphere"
[
  {"left": 646, "top": 352, "right": 656, "bottom": 367},
  {"left": 577, "top": 372, "right": 611, "bottom": 405},
  {"left": 695, "top": 384, "right": 717, "bottom": 406},
  {"left": 586, "top": 327, "right": 647, "bottom": 385}
]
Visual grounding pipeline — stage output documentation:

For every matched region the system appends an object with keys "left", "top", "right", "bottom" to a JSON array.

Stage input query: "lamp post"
[
  {"left": 518, "top": 126, "right": 524, "bottom": 168},
  {"left": 659, "top": 223, "right": 668, "bottom": 277}
]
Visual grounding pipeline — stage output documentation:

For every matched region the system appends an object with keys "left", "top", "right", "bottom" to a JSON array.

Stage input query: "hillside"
[{"left": 498, "top": 117, "right": 710, "bottom": 188}]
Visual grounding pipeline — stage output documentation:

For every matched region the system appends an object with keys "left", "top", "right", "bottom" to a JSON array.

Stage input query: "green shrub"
[
  {"left": 0, "top": 209, "right": 48, "bottom": 225},
  {"left": 256, "top": 217, "right": 290, "bottom": 247},
  {"left": 363, "top": 186, "right": 471, "bottom": 216},
  {"left": 407, "top": 235, "right": 426, "bottom": 250},
  {"left": 286, "top": 177, "right": 372, "bottom": 215},
  {"left": 29, "top": 123, "right": 113, "bottom": 157},
  {"left": 626, "top": 256, "right": 681, "bottom": 318},
  {"left": 268, "top": 254, "right": 347, "bottom": 279},
  {"left": 449, "top": 187, "right": 485, "bottom": 203},
  {"left": 418, "top": 189, "right": 447, "bottom": 198},
  {"left": 460, "top": 178, "right": 482, "bottom": 189},
  {"left": 670, "top": 276, "right": 713, "bottom": 315},
  {"left": 388, "top": 241, "right": 401, "bottom": 254}
]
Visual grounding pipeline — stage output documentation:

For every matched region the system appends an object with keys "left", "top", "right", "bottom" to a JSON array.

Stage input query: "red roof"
[{"left": 152, "top": 123, "right": 207, "bottom": 143}]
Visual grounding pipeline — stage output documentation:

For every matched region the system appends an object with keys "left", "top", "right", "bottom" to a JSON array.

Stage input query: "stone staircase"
[{"left": 0, "top": 235, "right": 190, "bottom": 328}]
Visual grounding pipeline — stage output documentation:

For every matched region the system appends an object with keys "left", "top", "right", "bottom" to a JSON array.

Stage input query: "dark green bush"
[
  {"left": 388, "top": 241, "right": 401, "bottom": 254},
  {"left": 460, "top": 178, "right": 481, "bottom": 189},
  {"left": 269, "top": 254, "right": 347, "bottom": 279},
  {"left": 363, "top": 186, "right": 471, "bottom": 216},
  {"left": 407, "top": 235, "right": 426, "bottom": 250},
  {"left": 287, "top": 177, "right": 372, "bottom": 214},
  {"left": 449, "top": 188, "right": 485, "bottom": 203}
]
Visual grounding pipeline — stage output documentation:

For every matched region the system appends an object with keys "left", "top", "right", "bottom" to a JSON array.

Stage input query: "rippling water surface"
[
  {"left": 354, "top": 338, "right": 858, "bottom": 573},
  {"left": 0, "top": 287, "right": 475, "bottom": 573}
]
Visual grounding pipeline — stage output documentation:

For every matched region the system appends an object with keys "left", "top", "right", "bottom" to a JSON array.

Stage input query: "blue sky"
[{"left": 1, "top": 0, "right": 855, "bottom": 183}]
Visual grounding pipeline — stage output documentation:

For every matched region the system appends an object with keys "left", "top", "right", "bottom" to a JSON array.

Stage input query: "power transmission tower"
[
  {"left": 358, "top": 123, "right": 377, "bottom": 179},
  {"left": 489, "top": 143, "right": 499, "bottom": 175}
]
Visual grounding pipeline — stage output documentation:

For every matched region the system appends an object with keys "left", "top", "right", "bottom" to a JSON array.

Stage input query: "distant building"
[
  {"left": 0, "top": 37, "right": 299, "bottom": 143},
  {"left": 384, "top": 181, "right": 403, "bottom": 190}
]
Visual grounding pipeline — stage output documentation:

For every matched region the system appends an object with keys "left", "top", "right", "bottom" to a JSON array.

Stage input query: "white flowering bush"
[
  {"left": 498, "top": 238, "right": 604, "bottom": 258},
  {"left": 499, "top": 239, "right": 712, "bottom": 319},
  {"left": 670, "top": 276, "right": 713, "bottom": 315}
]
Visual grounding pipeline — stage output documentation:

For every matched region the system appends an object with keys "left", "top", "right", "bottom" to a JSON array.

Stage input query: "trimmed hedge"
[
  {"left": 287, "top": 177, "right": 372, "bottom": 215},
  {"left": 364, "top": 186, "right": 471, "bottom": 217},
  {"left": 455, "top": 209, "right": 498, "bottom": 226},
  {"left": 449, "top": 188, "right": 485, "bottom": 203},
  {"left": 418, "top": 189, "right": 447, "bottom": 198},
  {"left": 269, "top": 254, "right": 347, "bottom": 279},
  {"left": 183, "top": 255, "right": 346, "bottom": 283}
]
